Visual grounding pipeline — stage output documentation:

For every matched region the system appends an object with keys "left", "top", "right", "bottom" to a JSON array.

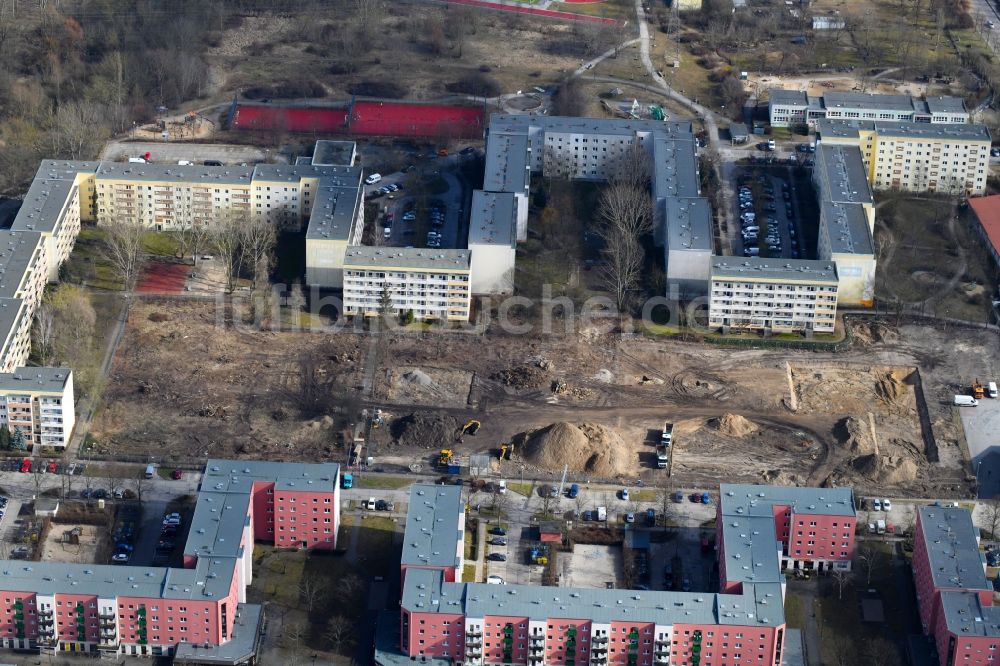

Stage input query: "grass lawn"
[
  {"left": 506, "top": 482, "right": 534, "bottom": 497},
  {"left": 783, "top": 591, "right": 805, "bottom": 629},
  {"left": 640, "top": 322, "right": 680, "bottom": 337},
  {"left": 462, "top": 563, "right": 477, "bottom": 582},
  {"left": 64, "top": 227, "right": 121, "bottom": 291},
  {"left": 632, "top": 489, "right": 657, "bottom": 502},
  {"left": 142, "top": 231, "right": 180, "bottom": 258},
  {"left": 355, "top": 475, "right": 413, "bottom": 490}
]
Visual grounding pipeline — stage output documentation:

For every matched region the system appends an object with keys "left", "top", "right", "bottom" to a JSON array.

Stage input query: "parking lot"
[
  {"left": 733, "top": 167, "right": 812, "bottom": 260},
  {"left": 960, "top": 397, "right": 1000, "bottom": 498}
]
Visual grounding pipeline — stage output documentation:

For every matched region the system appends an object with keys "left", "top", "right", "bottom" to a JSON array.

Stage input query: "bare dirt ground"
[
  {"left": 38, "top": 524, "right": 105, "bottom": 565},
  {"left": 94, "top": 300, "right": 995, "bottom": 498}
]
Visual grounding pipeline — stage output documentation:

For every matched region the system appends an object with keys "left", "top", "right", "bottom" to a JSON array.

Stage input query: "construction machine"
[
  {"left": 499, "top": 443, "right": 515, "bottom": 461},
  {"left": 438, "top": 449, "right": 454, "bottom": 467},
  {"left": 460, "top": 420, "right": 481, "bottom": 436},
  {"left": 973, "top": 379, "right": 986, "bottom": 400}
]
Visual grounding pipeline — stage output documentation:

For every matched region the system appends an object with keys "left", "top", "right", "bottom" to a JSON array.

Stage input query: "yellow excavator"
[
  {"left": 455, "top": 420, "right": 481, "bottom": 443},
  {"left": 499, "top": 442, "right": 515, "bottom": 461}
]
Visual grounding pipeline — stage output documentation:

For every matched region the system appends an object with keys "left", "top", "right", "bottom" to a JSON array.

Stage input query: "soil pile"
[
  {"left": 715, "top": 413, "right": 758, "bottom": 438},
  {"left": 391, "top": 413, "right": 459, "bottom": 448},
  {"left": 851, "top": 454, "right": 918, "bottom": 484},
  {"left": 875, "top": 369, "right": 906, "bottom": 404},
  {"left": 403, "top": 369, "right": 433, "bottom": 386},
  {"left": 492, "top": 365, "right": 546, "bottom": 390},
  {"left": 519, "top": 422, "right": 633, "bottom": 477},
  {"left": 833, "top": 416, "right": 876, "bottom": 455}
]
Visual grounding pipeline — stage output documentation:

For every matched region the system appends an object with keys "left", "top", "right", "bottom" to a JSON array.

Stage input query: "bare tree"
[
  {"left": 611, "top": 143, "right": 653, "bottom": 189},
  {"left": 598, "top": 182, "right": 653, "bottom": 238},
  {"left": 324, "top": 615, "right": 356, "bottom": 653},
  {"left": 281, "top": 621, "right": 306, "bottom": 658},
  {"left": 831, "top": 568, "right": 851, "bottom": 600},
  {"left": 298, "top": 573, "right": 329, "bottom": 612},
  {"left": 599, "top": 228, "right": 644, "bottom": 313},
  {"left": 552, "top": 77, "right": 587, "bottom": 117},
  {"left": 104, "top": 474, "right": 123, "bottom": 501},
  {"left": 241, "top": 217, "right": 276, "bottom": 297},
  {"left": 863, "top": 638, "right": 896, "bottom": 666},
  {"left": 102, "top": 219, "right": 147, "bottom": 293},
  {"left": 856, "top": 544, "right": 884, "bottom": 585},
  {"left": 983, "top": 496, "right": 1000, "bottom": 539},
  {"left": 53, "top": 101, "right": 112, "bottom": 159},
  {"left": 33, "top": 303, "right": 55, "bottom": 365},
  {"left": 657, "top": 486, "right": 675, "bottom": 527},
  {"left": 213, "top": 214, "right": 245, "bottom": 293},
  {"left": 130, "top": 475, "right": 146, "bottom": 504}
]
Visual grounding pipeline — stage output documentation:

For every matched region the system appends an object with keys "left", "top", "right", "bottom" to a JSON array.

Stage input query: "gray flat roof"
[
  {"left": 926, "top": 96, "right": 968, "bottom": 114},
  {"left": 0, "top": 298, "right": 25, "bottom": 348},
  {"left": 12, "top": 161, "right": 99, "bottom": 234},
  {"left": 305, "top": 180, "right": 364, "bottom": 242},
  {"left": 251, "top": 163, "right": 361, "bottom": 183},
  {"left": 468, "top": 191, "right": 516, "bottom": 247},
  {"left": 720, "top": 484, "right": 856, "bottom": 517},
  {"left": 653, "top": 136, "right": 700, "bottom": 200},
  {"left": 173, "top": 602, "right": 263, "bottom": 665},
  {"left": 401, "top": 485, "right": 463, "bottom": 569},
  {"left": 483, "top": 132, "right": 530, "bottom": 193},
  {"left": 710, "top": 258, "right": 839, "bottom": 283},
  {"left": 0, "top": 231, "right": 42, "bottom": 299},
  {"left": 312, "top": 140, "right": 357, "bottom": 166},
  {"left": 918, "top": 506, "right": 990, "bottom": 592},
  {"left": 403, "top": 568, "right": 785, "bottom": 627},
  {"left": 816, "top": 143, "right": 873, "bottom": 205},
  {"left": 941, "top": 592, "right": 1000, "bottom": 637},
  {"left": 488, "top": 113, "right": 693, "bottom": 137},
  {"left": 665, "top": 197, "right": 712, "bottom": 252},
  {"left": 720, "top": 514, "right": 783, "bottom": 586},
  {"left": 95, "top": 162, "right": 254, "bottom": 185},
  {"left": 344, "top": 247, "right": 471, "bottom": 272},
  {"left": 818, "top": 118, "right": 989, "bottom": 142},
  {"left": 822, "top": 201, "right": 873, "bottom": 255},
  {"left": 824, "top": 91, "right": 916, "bottom": 111},
  {"left": 0, "top": 367, "right": 72, "bottom": 393},
  {"left": 768, "top": 90, "right": 809, "bottom": 107}
]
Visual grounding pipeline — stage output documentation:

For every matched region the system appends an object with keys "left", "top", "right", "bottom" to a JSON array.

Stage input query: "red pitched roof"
[{"left": 968, "top": 195, "right": 1000, "bottom": 255}]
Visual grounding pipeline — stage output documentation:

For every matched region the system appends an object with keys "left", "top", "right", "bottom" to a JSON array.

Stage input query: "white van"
[
  {"left": 144, "top": 464, "right": 156, "bottom": 479},
  {"left": 988, "top": 381, "right": 998, "bottom": 398},
  {"left": 128, "top": 157, "right": 147, "bottom": 164},
  {"left": 365, "top": 173, "right": 382, "bottom": 185},
  {"left": 498, "top": 479, "right": 507, "bottom": 494},
  {"left": 954, "top": 395, "right": 979, "bottom": 407},
  {"left": 596, "top": 506, "right": 607, "bottom": 521}
]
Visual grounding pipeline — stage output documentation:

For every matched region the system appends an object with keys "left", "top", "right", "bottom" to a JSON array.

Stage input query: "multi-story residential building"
[
  {"left": 400, "top": 485, "right": 465, "bottom": 584},
  {"left": 812, "top": 144, "right": 876, "bottom": 306},
  {"left": 476, "top": 114, "right": 708, "bottom": 297},
  {"left": 912, "top": 507, "right": 992, "bottom": 635},
  {"left": 342, "top": 248, "right": 472, "bottom": 321},
  {"left": 717, "top": 484, "right": 857, "bottom": 593},
  {"left": 707, "top": 258, "right": 839, "bottom": 334},
  {"left": 817, "top": 118, "right": 991, "bottom": 196},
  {"left": 381, "top": 483, "right": 852, "bottom": 666},
  {"left": 768, "top": 89, "right": 969, "bottom": 128},
  {"left": 0, "top": 368, "right": 75, "bottom": 448},
  {"left": 0, "top": 458, "right": 339, "bottom": 661},
  {"left": 468, "top": 191, "right": 517, "bottom": 295},
  {"left": 0, "top": 298, "right": 32, "bottom": 374}
]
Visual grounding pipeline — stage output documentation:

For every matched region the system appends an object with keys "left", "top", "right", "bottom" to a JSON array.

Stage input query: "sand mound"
[
  {"left": 851, "top": 454, "right": 918, "bottom": 484},
  {"left": 874, "top": 370, "right": 906, "bottom": 403},
  {"left": 391, "top": 413, "right": 459, "bottom": 448},
  {"left": 403, "top": 369, "right": 433, "bottom": 386},
  {"left": 520, "top": 422, "right": 633, "bottom": 477},
  {"left": 715, "top": 413, "right": 758, "bottom": 438},
  {"left": 834, "top": 416, "right": 876, "bottom": 455}
]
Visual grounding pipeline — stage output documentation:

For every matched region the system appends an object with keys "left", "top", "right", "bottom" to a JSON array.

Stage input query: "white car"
[
  {"left": 872, "top": 498, "right": 882, "bottom": 511},
  {"left": 486, "top": 575, "right": 506, "bottom": 585},
  {"left": 365, "top": 173, "right": 382, "bottom": 185},
  {"left": 882, "top": 499, "right": 892, "bottom": 512}
]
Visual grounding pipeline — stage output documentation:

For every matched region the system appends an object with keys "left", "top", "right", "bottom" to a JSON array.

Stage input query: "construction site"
[{"left": 89, "top": 299, "right": 997, "bottom": 499}]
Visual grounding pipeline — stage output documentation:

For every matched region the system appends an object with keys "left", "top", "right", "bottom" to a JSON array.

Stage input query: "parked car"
[
  {"left": 872, "top": 498, "right": 883, "bottom": 511},
  {"left": 882, "top": 499, "right": 892, "bottom": 511},
  {"left": 19, "top": 458, "right": 31, "bottom": 473},
  {"left": 171, "top": 469, "right": 183, "bottom": 480},
  {"left": 490, "top": 527, "right": 506, "bottom": 536},
  {"left": 490, "top": 537, "right": 507, "bottom": 546},
  {"left": 624, "top": 512, "right": 635, "bottom": 524},
  {"left": 487, "top": 553, "right": 507, "bottom": 562},
  {"left": 620, "top": 488, "right": 630, "bottom": 501}
]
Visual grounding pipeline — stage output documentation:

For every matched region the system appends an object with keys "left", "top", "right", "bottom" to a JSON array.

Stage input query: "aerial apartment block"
[
  {"left": 0, "top": 368, "right": 75, "bottom": 448},
  {"left": 342, "top": 248, "right": 472, "bottom": 321},
  {"left": 911, "top": 506, "right": 1000, "bottom": 666},
  {"left": 768, "top": 90, "right": 969, "bottom": 128},
  {"left": 0, "top": 459, "right": 339, "bottom": 661},
  {"left": 707, "top": 258, "right": 839, "bottom": 335},
  {"left": 811, "top": 143, "right": 877, "bottom": 306},
  {"left": 817, "top": 118, "right": 991, "bottom": 196},
  {"left": 716, "top": 484, "right": 857, "bottom": 593},
  {"left": 380, "top": 483, "right": 860, "bottom": 666}
]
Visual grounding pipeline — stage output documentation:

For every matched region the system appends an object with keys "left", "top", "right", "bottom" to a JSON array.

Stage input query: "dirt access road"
[{"left": 95, "top": 300, "right": 993, "bottom": 499}]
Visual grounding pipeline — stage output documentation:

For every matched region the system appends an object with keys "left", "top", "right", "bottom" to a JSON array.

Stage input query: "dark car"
[
  {"left": 375, "top": 500, "right": 387, "bottom": 511},
  {"left": 487, "top": 553, "right": 507, "bottom": 562},
  {"left": 490, "top": 527, "right": 506, "bottom": 536},
  {"left": 92, "top": 489, "right": 108, "bottom": 499},
  {"left": 204, "top": 160, "right": 223, "bottom": 167},
  {"left": 156, "top": 540, "right": 176, "bottom": 551},
  {"left": 646, "top": 508, "right": 656, "bottom": 526},
  {"left": 689, "top": 493, "right": 703, "bottom": 503},
  {"left": 171, "top": 469, "right": 183, "bottom": 480},
  {"left": 582, "top": 510, "right": 594, "bottom": 521},
  {"left": 489, "top": 537, "right": 507, "bottom": 546}
]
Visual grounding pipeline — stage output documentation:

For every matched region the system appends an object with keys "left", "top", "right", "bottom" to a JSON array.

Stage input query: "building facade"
[
  {"left": 384, "top": 483, "right": 832, "bottom": 666},
  {"left": 0, "top": 459, "right": 339, "bottom": 660},
  {"left": 708, "top": 259, "right": 839, "bottom": 334},
  {"left": 342, "top": 248, "right": 472, "bottom": 321},
  {"left": 912, "top": 506, "right": 1000, "bottom": 666},
  {"left": 768, "top": 90, "right": 969, "bottom": 128},
  {"left": 817, "top": 119, "right": 991, "bottom": 196},
  {"left": 0, "top": 368, "right": 75, "bottom": 448}
]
